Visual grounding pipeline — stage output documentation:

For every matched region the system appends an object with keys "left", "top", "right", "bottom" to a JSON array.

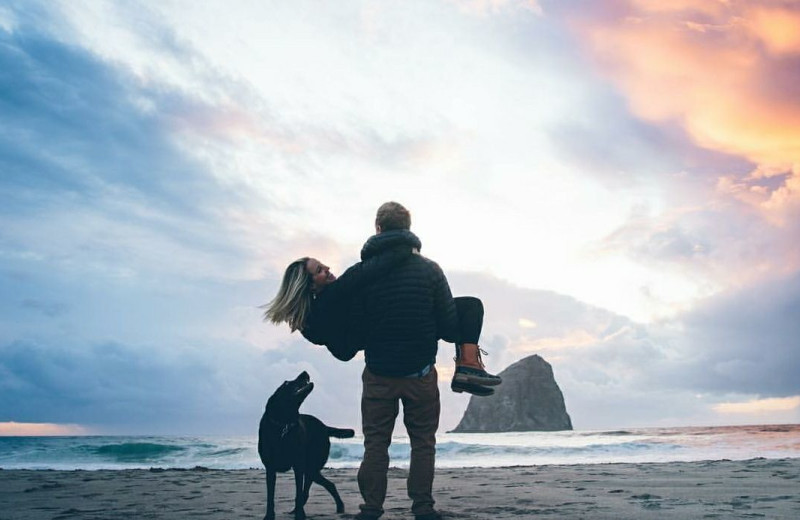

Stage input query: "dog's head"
[{"left": 265, "top": 371, "right": 314, "bottom": 419}]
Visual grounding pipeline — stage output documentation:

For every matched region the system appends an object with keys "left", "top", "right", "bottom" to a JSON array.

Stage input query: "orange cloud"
[
  {"left": 713, "top": 395, "right": 800, "bottom": 414},
  {"left": 567, "top": 0, "right": 800, "bottom": 216},
  {"left": 0, "top": 421, "right": 89, "bottom": 436},
  {"left": 747, "top": 6, "right": 800, "bottom": 54},
  {"left": 513, "top": 328, "right": 600, "bottom": 352}
]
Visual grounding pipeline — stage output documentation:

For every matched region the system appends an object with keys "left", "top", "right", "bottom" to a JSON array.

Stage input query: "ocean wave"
[
  {"left": 326, "top": 439, "right": 677, "bottom": 464},
  {"left": 758, "top": 425, "right": 797, "bottom": 433},
  {"left": 2, "top": 425, "right": 798, "bottom": 470},
  {"left": 206, "top": 448, "right": 247, "bottom": 457},
  {"left": 88, "top": 443, "right": 187, "bottom": 462},
  {"left": 579, "top": 430, "right": 634, "bottom": 437}
]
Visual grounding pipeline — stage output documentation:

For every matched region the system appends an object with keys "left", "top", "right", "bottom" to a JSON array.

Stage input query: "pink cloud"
[
  {"left": 714, "top": 395, "right": 800, "bottom": 414},
  {"left": 0, "top": 422, "right": 89, "bottom": 436},
  {"left": 718, "top": 163, "right": 800, "bottom": 226},
  {"left": 563, "top": 0, "right": 800, "bottom": 217}
]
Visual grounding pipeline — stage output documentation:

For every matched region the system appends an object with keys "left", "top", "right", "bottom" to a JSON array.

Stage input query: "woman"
[
  {"left": 264, "top": 231, "right": 501, "bottom": 396},
  {"left": 264, "top": 231, "right": 416, "bottom": 362}
]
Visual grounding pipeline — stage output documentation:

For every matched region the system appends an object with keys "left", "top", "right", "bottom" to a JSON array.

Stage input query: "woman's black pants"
[{"left": 454, "top": 296, "right": 483, "bottom": 345}]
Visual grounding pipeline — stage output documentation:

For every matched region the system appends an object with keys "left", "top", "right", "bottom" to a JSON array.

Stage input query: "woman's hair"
[{"left": 263, "top": 257, "right": 312, "bottom": 332}]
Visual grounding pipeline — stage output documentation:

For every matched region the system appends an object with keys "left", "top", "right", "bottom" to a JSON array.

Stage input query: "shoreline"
[
  {"left": 3, "top": 424, "right": 799, "bottom": 472},
  {"left": 2, "top": 458, "right": 799, "bottom": 519},
  {"left": 3, "top": 454, "right": 799, "bottom": 472}
]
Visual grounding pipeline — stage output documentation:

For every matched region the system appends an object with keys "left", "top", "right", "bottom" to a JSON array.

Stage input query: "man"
[{"left": 355, "top": 202, "right": 457, "bottom": 520}]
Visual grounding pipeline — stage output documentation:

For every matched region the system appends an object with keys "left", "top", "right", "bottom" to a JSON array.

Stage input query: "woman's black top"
[{"left": 300, "top": 230, "right": 420, "bottom": 360}]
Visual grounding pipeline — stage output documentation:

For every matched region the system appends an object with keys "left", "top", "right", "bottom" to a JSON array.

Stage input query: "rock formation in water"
[{"left": 451, "top": 354, "right": 573, "bottom": 432}]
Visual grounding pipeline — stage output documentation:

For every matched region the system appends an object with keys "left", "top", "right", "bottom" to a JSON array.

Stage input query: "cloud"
[
  {"left": 546, "top": 84, "right": 753, "bottom": 188},
  {"left": 0, "top": 11, "right": 354, "bottom": 435},
  {"left": 5, "top": 0, "right": 731, "bottom": 325},
  {"left": 0, "top": 335, "right": 366, "bottom": 435},
  {"left": 0, "top": 8, "right": 292, "bottom": 288},
  {"left": 448, "top": 0, "right": 543, "bottom": 16},
  {"left": 714, "top": 396, "right": 800, "bottom": 415},
  {"left": 447, "top": 270, "right": 800, "bottom": 428},
  {"left": 672, "top": 272, "right": 800, "bottom": 396},
  {"left": 2, "top": 0, "right": 797, "bottom": 434},
  {"left": 2, "top": 267, "right": 797, "bottom": 433},
  {"left": 559, "top": 0, "right": 800, "bottom": 213},
  {"left": 20, "top": 299, "right": 68, "bottom": 318},
  {"left": 590, "top": 169, "right": 800, "bottom": 316},
  {"left": 446, "top": 272, "right": 676, "bottom": 427},
  {"left": 717, "top": 163, "right": 800, "bottom": 227},
  {"left": 0, "top": 422, "right": 88, "bottom": 436}
]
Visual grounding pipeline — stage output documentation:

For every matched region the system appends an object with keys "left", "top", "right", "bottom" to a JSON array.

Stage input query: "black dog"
[{"left": 258, "top": 371, "right": 355, "bottom": 520}]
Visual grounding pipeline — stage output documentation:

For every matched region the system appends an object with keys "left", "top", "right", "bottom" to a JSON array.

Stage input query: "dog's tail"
[{"left": 327, "top": 427, "right": 355, "bottom": 439}]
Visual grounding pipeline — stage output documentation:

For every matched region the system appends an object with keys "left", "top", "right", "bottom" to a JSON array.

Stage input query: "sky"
[{"left": 0, "top": 0, "right": 798, "bottom": 436}]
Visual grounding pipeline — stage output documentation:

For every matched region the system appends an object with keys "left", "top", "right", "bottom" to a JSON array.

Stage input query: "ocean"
[{"left": 1, "top": 424, "right": 798, "bottom": 471}]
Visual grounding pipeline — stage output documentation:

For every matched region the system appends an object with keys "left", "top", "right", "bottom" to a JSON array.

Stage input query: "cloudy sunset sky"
[{"left": 1, "top": 0, "right": 798, "bottom": 436}]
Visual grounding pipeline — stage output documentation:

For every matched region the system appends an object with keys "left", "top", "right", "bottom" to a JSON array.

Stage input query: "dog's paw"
[
  {"left": 293, "top": 511, "right": 306, "bottom": 520},
  {"left": 336, "top": 505, "right": 345, "bottom": 514}
]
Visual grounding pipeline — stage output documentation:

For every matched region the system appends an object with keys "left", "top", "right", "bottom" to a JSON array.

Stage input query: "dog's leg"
[
  {"left": 293, "top": 467, "right": 306, "bottom": 520},
  {"left": 264, "top": 468, "right": 276, "bottom": 520},
  {"left": 290, "top": 472, "right": 313, "bottom": 512},
  {"left": 301, "top": 473, "right": 313, "bottom": 507},
  {"left": 311, "top": 472, "right": 345, "bottom": 513}
]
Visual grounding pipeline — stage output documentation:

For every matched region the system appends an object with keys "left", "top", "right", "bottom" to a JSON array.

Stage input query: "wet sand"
[{"left": 1, "top": 458, "right": 799, "bottom": 519}]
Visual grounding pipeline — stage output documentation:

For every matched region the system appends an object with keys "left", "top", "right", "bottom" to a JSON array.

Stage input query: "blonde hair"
[{"left": 263, "top": 257, "right": 312, "bottom": 332}]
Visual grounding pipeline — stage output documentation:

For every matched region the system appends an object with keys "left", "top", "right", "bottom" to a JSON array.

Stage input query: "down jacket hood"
[{"left": 361, "top": 229, "right": 422, "bottom": 260}]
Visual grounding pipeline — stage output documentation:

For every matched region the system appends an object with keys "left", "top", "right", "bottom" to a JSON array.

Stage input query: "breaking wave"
[{"left": 1, "top": 425, "right": 798, "bottom": 470}]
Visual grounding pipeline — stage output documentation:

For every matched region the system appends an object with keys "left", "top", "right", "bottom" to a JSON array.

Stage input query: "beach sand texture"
[{"left": 1, "top": 458, "right": 799, "bottom": 519}]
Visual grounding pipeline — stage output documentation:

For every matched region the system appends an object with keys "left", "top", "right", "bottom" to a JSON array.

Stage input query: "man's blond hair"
[{"left": 375, "top": 201, "right": 411, "bottom": 232}]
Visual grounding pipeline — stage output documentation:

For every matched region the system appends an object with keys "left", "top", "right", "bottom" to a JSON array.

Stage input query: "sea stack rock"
[{"left": 452, "top": 354, "right": 573, "bottom": 432}]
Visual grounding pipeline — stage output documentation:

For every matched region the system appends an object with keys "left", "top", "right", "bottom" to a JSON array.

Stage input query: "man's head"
[{"left": 375, "top": 201, "right": 411, "bottom": 233}]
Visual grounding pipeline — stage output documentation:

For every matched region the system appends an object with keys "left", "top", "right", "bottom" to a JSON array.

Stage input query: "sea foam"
[{"left": 0, "top": 424, "right": 798, "bottom": 470}]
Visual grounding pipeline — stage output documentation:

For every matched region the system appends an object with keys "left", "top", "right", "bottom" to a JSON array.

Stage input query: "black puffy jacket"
[
  {"left": 359, "top": 230, "right": 458, "bottom": 377},
  {"left": 301, "top": 231, "right": 419, "bottom": 361}
]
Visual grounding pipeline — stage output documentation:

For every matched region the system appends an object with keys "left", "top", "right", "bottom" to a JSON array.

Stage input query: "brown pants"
[{"left": 357, "top": 366, "right": 440, "bottom": 517}]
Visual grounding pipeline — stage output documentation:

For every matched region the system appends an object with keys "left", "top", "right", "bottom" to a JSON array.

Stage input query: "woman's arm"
[
  {"left": 325, "top": 342, "right": 360, "bottom": 362},
  {"left": 300, "top": 324, "right": 359, "bottom": 360}
]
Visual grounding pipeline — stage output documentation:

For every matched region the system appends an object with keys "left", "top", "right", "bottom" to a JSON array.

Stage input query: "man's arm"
[
  {"left": 327, "top": 246, "right": 411, "bottom": 299},
  {"left": 430, "top": 260, "right": 458, "bottom": 343}
]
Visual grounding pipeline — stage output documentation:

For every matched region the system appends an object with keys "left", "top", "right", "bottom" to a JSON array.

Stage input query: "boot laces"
[
  {"left": 453, "top": 345, "right": 490, "bottom": 367},
  {"left": 477, "top": 347, "right": 488, "bottom": 368}
]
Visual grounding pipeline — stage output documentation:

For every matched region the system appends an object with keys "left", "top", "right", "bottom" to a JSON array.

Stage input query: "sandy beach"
[{"left": 1, "top": 458, "right": 798, "bottom": 519}]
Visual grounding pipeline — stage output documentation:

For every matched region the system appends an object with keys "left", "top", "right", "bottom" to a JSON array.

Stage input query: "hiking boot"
[
  {"left": 453, "top": 343, "right": 502, "bottom": 386},
  {"left": 451, "top": 380, "right": 494, "bottom": 397}
]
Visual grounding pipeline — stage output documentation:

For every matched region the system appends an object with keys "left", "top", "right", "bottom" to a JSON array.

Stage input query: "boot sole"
[
  {"left": 451, "top": 382, "right": 494, "bottom": 397},
  {"left": 453, "top": 373, "right": 502, "bottom": 386}
]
